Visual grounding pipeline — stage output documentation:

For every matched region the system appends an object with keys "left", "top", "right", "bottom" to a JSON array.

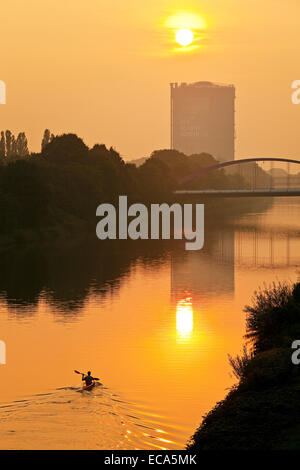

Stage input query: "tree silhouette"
[
  {"left": 0, "top": 132, "right": 5, "bottom": 163},
  {"left": 5, "top": 130, "right": 12, "bottom": 157},
  {"left": 41, "top": 129, "right": 54, "bottom": 152},
  {"left": 0, "top": 130, "right": 29, "bottom": 161},
  {"left": 42, "top": 133, "right": 89, "bottom": 163},
  {"left": 16, "top": 132, "right": 29, "bottom": 157}
]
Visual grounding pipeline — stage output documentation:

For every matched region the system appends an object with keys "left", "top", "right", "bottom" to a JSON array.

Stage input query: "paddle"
[{"left": 74, "top": 370, "right": 100, "bottom": 381}]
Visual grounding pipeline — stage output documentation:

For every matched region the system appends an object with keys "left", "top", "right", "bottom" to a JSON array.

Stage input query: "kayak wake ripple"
[{"left": 0, "top": 385, "right": 187, "bottom": 450}]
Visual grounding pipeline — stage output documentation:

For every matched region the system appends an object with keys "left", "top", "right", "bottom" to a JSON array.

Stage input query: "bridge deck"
[{"left": 174, "top": 189, "right": 300, "bottom": 198}]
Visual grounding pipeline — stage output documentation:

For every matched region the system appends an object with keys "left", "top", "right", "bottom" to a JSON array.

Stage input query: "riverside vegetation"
[
  {"left": 187, "top": 282, "right": 300, "bottom": 450},
  {"left": 0, "top": 130, "right": 271, "bottom": 245}
]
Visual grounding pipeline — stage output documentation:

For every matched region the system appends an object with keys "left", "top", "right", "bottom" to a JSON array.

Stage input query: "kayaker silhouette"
[
  {"left": 74, "top": 370, "right": 100, "bottom": 390},
  {"left": 82, "top": 371, "right": 95, "bottom": 386}
]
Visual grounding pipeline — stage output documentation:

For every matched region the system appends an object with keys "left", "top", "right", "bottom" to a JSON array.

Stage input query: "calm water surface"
[{"left": 0, "top": 198, "right": 300, "bottom": 449}]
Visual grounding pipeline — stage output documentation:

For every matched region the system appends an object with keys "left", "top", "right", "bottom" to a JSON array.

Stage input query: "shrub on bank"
[{"left": 187, "top": 282, "right": 300, "bottom": 450}]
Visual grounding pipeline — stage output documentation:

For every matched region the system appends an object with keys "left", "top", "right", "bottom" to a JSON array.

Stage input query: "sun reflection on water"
[{"left": 176, "top": 298, "right": 194, "bottom": 342}]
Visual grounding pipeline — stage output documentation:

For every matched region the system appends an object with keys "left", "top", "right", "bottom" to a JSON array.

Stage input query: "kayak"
[{"left": 82, "top": 380, "right": 96, "bottom": 391}]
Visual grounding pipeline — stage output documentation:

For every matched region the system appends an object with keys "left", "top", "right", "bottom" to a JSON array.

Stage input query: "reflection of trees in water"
[
  {"left": 0, "top": 230, "right": 236, "bottom": 319},
  {"left": 0, "top": 239, "right": 172, "bottom": 318},
  {"left": 0, "top": 198, "right": 275, "bottom": 319}
]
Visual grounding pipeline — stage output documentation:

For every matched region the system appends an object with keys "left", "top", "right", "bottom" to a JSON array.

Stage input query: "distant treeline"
[{"left": 0, "top": 131, "right": 269, "bottom": 242}]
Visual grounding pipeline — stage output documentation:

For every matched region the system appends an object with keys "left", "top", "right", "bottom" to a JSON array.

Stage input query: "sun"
[
  {"left": 164, "top": 12, "right": 207, "bottom": 51},
  {"left": 175, "top": 28, "right": 194, "bottom": 47}
]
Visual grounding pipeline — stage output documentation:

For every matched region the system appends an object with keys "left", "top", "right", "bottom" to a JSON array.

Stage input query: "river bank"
[{"left": 187, "top": 282, "right": 300, "bottom": 450}]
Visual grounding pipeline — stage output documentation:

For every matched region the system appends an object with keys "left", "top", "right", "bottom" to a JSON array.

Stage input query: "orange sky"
[{"left": 1, "top": 0, "right": 300, "bottom": 159}]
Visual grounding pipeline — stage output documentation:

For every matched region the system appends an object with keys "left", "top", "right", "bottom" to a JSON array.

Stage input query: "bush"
[{"left": 244, "top": 282, "right": 300, "bottom": 353}]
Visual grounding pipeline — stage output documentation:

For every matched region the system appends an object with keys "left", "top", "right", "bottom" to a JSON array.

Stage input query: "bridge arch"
[{"left": 179, "top": 157, "right": 300, "bottom": 185}]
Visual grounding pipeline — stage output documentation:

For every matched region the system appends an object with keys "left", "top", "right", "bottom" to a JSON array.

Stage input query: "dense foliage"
[
  {"left": 0, "top": 132, "right": 256, "bottom": 240},
  {"left": 187, "top": 282, "right": 300, "bottom": 450}
]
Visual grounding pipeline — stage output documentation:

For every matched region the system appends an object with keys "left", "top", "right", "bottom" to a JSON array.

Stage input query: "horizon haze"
[{"left": 1, "top": 0, "right": 300, "bottom": 160}]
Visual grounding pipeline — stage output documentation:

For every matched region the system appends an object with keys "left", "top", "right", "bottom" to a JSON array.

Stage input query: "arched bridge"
[{"left": 174, "top": 157, "right": 300, "bottom": 198}]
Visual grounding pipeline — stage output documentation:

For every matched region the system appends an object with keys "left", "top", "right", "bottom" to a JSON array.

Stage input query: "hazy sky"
[{"left": 1, "top": 0, "right": 300, "bottom": 159}]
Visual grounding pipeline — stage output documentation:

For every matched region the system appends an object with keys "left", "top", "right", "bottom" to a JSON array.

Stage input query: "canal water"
[{"left": 0, "top": 197, "right": 299, "bottom": 449}]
